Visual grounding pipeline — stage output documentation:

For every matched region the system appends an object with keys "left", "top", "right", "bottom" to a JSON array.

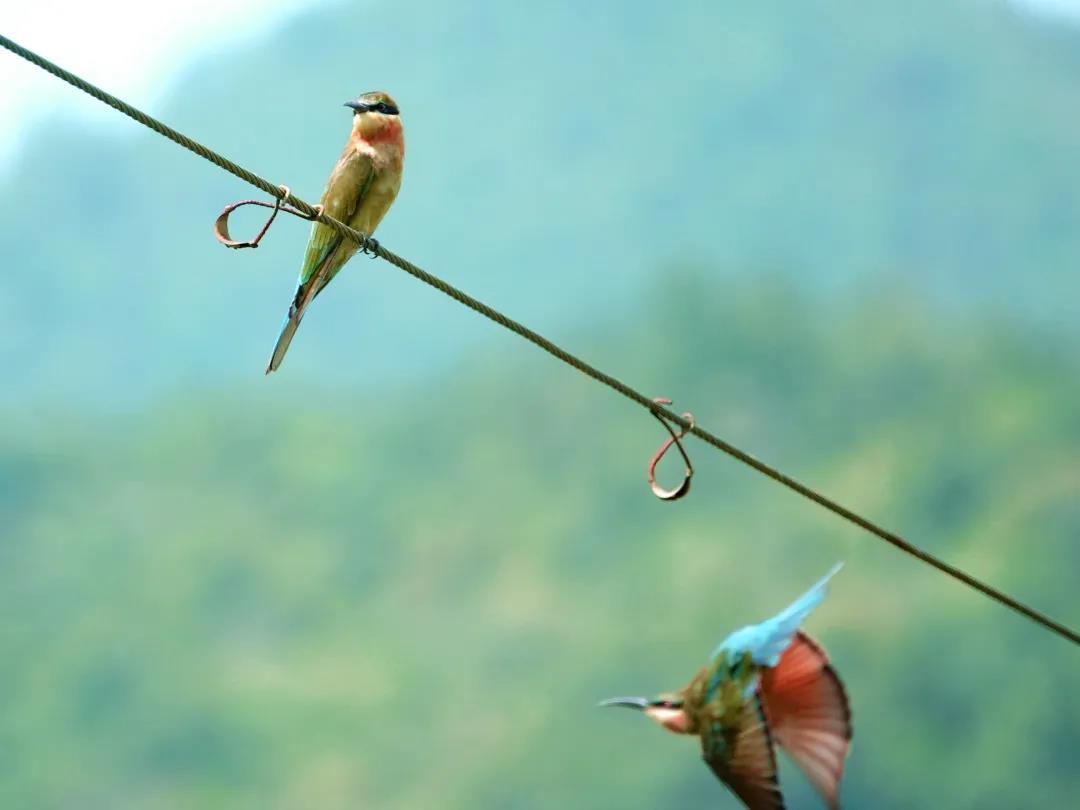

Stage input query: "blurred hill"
[
  {"left": 2, "top": 273, "right": 1078, "bottom": 808},
  {"left": 3, "top": 2, "right": 1079, "bottom": 807},
  {"left": 3, "top": 0, "right": 1080, "bottom": 405}
]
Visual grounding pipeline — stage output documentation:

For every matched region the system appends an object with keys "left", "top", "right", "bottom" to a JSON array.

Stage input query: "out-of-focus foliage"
[
  {"left": 3, "top": 0, "right": 1080, "bottom": 403},
  {"left": 2, "top": 274, "right": 1078, "bottom": 809},
  {"left": 3, "top": 0, "right": 1079, "bottom": 807}
]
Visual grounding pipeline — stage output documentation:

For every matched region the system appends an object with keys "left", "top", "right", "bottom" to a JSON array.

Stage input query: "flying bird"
[
  {"left": 600, "top": 564, "right": 851, "bottom": 810},
  {"left": 266, "top": 90, "right": 405, "bottom": 373}
]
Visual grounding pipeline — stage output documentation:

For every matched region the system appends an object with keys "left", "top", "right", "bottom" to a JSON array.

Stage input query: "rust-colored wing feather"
[{"left": 760, "top": 631, "right": 852, "bottom": 810}]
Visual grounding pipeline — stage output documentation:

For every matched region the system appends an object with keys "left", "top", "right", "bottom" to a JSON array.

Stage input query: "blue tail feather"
[{"left": 714, "top": 563, "right": 843, "bottom": 667}]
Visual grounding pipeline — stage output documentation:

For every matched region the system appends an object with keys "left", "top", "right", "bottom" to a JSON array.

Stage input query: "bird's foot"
[{"left": 361, "top": 236, "right": 381, "bottom": 258}]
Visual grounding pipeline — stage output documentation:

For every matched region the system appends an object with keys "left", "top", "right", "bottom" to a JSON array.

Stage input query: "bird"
[
  {"left": 599, "top": 564, "right": 851, "bottom": 810},
  {"left": 266, "top": 90, "right": 405, "bottom": 374}
]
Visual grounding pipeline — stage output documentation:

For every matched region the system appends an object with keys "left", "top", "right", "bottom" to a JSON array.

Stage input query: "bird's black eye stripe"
[{"left": 374, "top": 102, "right": 399, "bottom": 116}]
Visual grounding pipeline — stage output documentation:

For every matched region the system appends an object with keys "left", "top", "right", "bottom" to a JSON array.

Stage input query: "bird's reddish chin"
[
  {"left": 360, "top": 117, "right": 403, "bottom": 147},
  {"left": 645, "top": 706, "right": 690, "bottom": 735}
]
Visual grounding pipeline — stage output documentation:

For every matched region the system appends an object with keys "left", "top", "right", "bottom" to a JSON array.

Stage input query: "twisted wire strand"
[{"left": 2, "top": 33, "right": 1076, "bottom": 646}]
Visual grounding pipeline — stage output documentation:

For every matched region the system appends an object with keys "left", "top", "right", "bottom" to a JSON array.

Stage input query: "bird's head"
[
  {"left": 598, "top": 692, "right": 690, "bottom": 735},
  {"left": 345, "top": 91, "right": 403, "bottom": 141},
  {"left": 345, "top": 90, "right": 399, "bottom": 117}
]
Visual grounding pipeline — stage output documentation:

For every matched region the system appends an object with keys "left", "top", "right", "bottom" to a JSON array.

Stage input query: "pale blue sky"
[
  {"left": 0, "top": 0, "right": 1076, "bottom": 169},
  {"left": 0, "top": 0, "right": 318, "bottom": 165}
]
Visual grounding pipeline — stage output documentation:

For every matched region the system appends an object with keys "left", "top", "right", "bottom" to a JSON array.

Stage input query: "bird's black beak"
[
  {"left": 344, "top": 101, "right": 369, "bottom": 113},
  {"left": 597, "top": 696, "right": 649, "bottom": 711}
]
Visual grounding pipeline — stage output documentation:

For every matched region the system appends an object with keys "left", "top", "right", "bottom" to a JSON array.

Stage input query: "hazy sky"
[
  {"left": 0, "top": 0, "right": 1077, "bottom": 169},
  {"left": 0, "top": 0, "right": 314, "bottom": 165},
  {"left": 1023, "top": 0, "right": 1080, "bottom": 17}
]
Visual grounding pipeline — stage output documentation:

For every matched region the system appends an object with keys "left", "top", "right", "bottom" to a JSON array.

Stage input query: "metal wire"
[{"left": 2, "top": 32, "right": 1076, "bottom": 646}]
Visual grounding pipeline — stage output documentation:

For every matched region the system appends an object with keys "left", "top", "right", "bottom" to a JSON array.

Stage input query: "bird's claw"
[{"left": 361, "top": 236, "right": 380, "bottom": 258}]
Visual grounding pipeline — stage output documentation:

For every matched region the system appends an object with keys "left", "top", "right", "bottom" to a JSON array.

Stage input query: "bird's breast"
[
  {"left": 352, "top": 139, "right": 404, "bottom": 175},
  {"left": 348, "top": 160, "right": 402, "bottom": 236}
]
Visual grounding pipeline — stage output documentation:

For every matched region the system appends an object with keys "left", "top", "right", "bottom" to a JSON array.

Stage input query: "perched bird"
[
  {"left": 600, "top": 564, "right": 851, "bottom": 810},
  {"left": 266, "top": 91, "right": 405, "bottom": 373}
]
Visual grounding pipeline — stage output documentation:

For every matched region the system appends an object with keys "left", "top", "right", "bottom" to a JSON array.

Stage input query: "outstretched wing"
[
  {"left": 702, "top": 695, "right": 785, "bottom": 810},
  {"left": 760, "top": 632, "right": 851, "bottom": 810}
]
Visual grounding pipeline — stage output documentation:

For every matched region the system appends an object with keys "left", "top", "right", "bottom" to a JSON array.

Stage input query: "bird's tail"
[
  {"left": 744, "top": 563, "right": 843, "bottom": 667},
  {"left": 770, "top": 563, "right": 843, "bottom": 637},
  {"left": 265, "top": 281, "right": 317, "bottom": 374},
  {"left": 266, "top": 310, "right": 301, "bottom": 374},
  {"left": 760, "top": 632, "right": 851, "bottom": 810}
]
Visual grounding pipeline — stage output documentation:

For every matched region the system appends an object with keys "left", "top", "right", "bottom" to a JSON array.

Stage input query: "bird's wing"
[
  {"left": 265, "top": 147, "right": 374, "bottom": 373},
  {"left": 701, "top": 695, "right": 786, "bottom": 810},
  {"left": 713, "top": 563, "right": 843, "bottom": 668},
  {"left": 299, "top": 145, "right": 376, "bottom": 294},
  {"left": 760, "top": 632, "right": 851, "bottom": 810}
]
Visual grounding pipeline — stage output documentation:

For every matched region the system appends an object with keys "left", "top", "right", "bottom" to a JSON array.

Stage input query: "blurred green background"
[{"left": 2, "top": 1, "right": 1079, "bottom": 807}]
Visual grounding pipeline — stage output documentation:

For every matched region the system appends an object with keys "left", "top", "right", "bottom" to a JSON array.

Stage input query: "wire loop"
[
  {"left": 647, "top": 398, "right": 695, "bottom": 501},
  {"left": 213, "top": 186, "right": 317, "bottom": 249}
]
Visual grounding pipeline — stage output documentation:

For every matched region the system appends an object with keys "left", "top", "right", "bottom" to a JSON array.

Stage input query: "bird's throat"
[
  {"left": 645, "top": 707, "right": 691, "bottom": 735},
  {"left": 354, "top": 115, "right": 404, "bottom": 148}
]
